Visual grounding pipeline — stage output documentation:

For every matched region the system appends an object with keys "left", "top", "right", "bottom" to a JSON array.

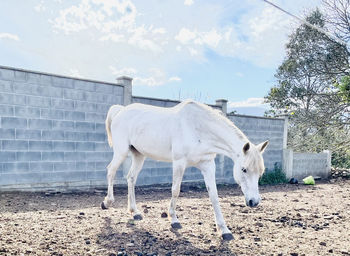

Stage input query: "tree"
[{"left": 265, "top": 9, "right": 350, "bottom": 167}]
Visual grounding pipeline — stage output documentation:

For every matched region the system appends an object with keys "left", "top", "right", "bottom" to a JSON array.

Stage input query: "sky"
[{"left": 0, "top": 0, "right": 321, "bottom": 115}]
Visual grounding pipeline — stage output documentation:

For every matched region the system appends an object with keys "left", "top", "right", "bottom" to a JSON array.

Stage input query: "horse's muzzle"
[{"left": 246, "top": 199, "right": 259, "bottom": 207}]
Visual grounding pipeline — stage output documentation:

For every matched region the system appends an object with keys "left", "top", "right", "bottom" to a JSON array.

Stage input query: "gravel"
[{"left": 1, "top": 180, "right": 350, "bottom": 255}]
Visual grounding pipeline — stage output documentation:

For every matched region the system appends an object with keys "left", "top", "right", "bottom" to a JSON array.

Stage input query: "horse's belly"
[{"left": 130, "top": 128, "right": 173, "bottom": 162}]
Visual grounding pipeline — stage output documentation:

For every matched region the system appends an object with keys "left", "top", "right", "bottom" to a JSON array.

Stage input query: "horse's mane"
[{"left": 177, "top": 99, "right": 248, "bottom": 141}]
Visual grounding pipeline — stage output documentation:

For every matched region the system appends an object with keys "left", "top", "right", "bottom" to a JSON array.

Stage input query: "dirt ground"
[{"left": 1, "top": 180, "right": 350, "bottom": 256}]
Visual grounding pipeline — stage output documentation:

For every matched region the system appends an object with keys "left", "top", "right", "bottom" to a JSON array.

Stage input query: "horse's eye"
[{"left": 241, "top": 168, "right": 247, "bottom": 173}]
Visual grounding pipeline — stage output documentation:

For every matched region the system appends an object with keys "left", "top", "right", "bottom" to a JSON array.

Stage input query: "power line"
[{"left": 261, "top": 0, "right": 347, "bottom": 46}]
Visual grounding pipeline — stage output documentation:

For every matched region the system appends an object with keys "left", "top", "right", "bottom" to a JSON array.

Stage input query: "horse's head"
[{"left": 233, "top": 140, "right": 269, "bottom": 208}]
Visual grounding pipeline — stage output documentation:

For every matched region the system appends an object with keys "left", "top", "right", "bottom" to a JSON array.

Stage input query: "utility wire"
[{"left": 261, "top": 0, "right": 348, "bottom": 46}]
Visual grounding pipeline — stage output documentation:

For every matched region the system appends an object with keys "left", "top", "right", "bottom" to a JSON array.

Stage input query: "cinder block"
[
  {"left": 74, "top": 101, "right": 96, "bottom": 112},
  {"left": 17, "top": 152, "right": 41, "bottom": 162},
  {"left": 28, "top": 119, "right": 52, "bottom": 130},
  {"left": 76, "top": 142, "right": 95, "bottom": 151},
  {"left": 2, "top": 140, "right": 28, "bottom": 151},
  {"left": 52, "top": 120, "right": 75, "bottom": 131},
  {"left": 0, "top": 93, "right": 26, "bottom": 105},
  {"left": 74, "top": 80, "right": 95, "bottom": 92},
  {"left": 0, "top": 128, "right": 15, "bottom": 139},
  {"left": 95, "top": 123, "right": 105, "bottom": 132},
  {"left": 42, "top": 152, "right": 64, "bottom": 161},
  {"left": 51, "top": 98, "right": 75, "bottom": 110},
  {"left": 42, "top": 130, "right": 65, "bottom": 140},
  {"left": 27, "top": 95, "right": 51, "bottom": 108},
  {"left": 0, "top": 151, "right": 16, "bottom": 161},
  {"left": 76, "top": 162, "right": 87, "bottom": 171},
  {"left": 29, "top": 162, "right": 53, "bottom": 172},
  {"left": 64, "top": 152, "right": 86, "bottom": 161},
  {"left": 0, "top": 79, "right": 13, "bottom": 92},
  {"left": 52, "top": 76, "right": 74, "bottom": 89},
  {"left": 14, "top": 71, "right": 27, "bottom": 81},
  {"left": 14, "top": 106, "right": 40, "bottom": 118},
  {"left": 3, "top": 162, "right": 29, "bottom": 173},
  {"left": 87, "top": 132, "right": 106, "bottom": 142},
  {"left": 63, "top": 89, "right": 86, "bottom": 101},
  {"left": 87, "top": 170, "right": 105, "bottom": 180},
  {"left": 26, "top": 73, "right": 42, "bottom": 84},
  {"left": 75, "top": 122, "right": 95, "bottom": 132},
  {"left": 0, "top": 105, "right": 14, "bottom": 116},
  {"left": 64, "top": 131, "right": 88, "bottom": 141},
  {"left": 85, "top": 152, "right": 110, "bottom": 161},
  {"left": 85, "top": 112, "right": 105, "bottom": 122},
  {"left": 95, "top": 142, "right": 110, "bottom": 151},
  {"left": 29, "top": 141, "right": 52, "bottom": 151},
  {"left": 1, "top": 117, "right": 27, "bottom": 129},
  {"left": 16, "top": 129, "right": 41, "bottom": 140},
  {"left": 54, "top": 162, "right": 75, "bottom": 171},
  {"left": 40, "top": 109, "right": 64, "bottom": 120},
  {"left": 95, "top": 83, "right": 113, "bottom": 94},
  {"left": 96, "top": 103, "right": 110, "bottom": 113},
  {"left": 113, "top": 86, "right": 123, "bottom": 96},
  {"left": 53, "top": 141, "right": 75, "bottom": 151},
  {"left": 0, "top": 68, "right": 15, "bottom": 80},
  {"left": 64, "top": 111, "right": 85, "bottom": 121}
]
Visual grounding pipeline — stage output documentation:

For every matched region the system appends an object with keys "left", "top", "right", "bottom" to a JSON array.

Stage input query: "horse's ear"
[
  {"left": 243, "top": 142, "right": 250, "bottom": 154},
  {"left": 258, "top": 140, "right": 269, "bottom": 153}
]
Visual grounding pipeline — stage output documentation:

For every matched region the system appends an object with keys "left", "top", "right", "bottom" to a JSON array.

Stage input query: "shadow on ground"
[{"left": 96, "top": 216, "right": 236, "bottom": 256}]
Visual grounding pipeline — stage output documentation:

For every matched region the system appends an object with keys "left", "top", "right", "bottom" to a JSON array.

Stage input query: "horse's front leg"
[
  {"left": 197, "top": 160, "right": 233, "bottom": 241},
  {"left": 169, "top": 159, "right": 186, "bottom": 229}
]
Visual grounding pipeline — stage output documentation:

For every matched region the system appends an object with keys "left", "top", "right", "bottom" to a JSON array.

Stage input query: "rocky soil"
[{"left": 1, "top": 180, "right": 350, "bottom": 256}]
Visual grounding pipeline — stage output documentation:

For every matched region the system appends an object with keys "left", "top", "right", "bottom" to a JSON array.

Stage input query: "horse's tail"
[{"left": 106, "top": 105, "right": 124, "bottom": 147}]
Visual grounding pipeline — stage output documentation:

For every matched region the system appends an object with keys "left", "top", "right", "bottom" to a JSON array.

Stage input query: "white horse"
[{"left": 101, "top": 99, "right": 268, "bottom": 240}]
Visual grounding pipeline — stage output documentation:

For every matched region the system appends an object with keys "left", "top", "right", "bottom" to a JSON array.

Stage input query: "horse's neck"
[{"left": 203, "top": 117, "right": 247, "bottom": 160}]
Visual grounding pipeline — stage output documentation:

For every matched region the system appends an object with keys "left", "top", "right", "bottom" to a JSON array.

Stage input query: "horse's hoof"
[
  {"left": 133, "top": 214, "right": 143, "bottom": 220},
  {"left": 222, "top": 233, "right": 234, "bottom": 241},
  {"left": 171, "top": 222, "right": 182, "bottom": 229},
  {"left": 101, "top": 202, "right": 108, "bottom": 210}
]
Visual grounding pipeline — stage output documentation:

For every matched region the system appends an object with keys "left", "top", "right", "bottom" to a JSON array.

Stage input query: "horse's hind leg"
[
  {"left": 101, "top": 150, "right": 127, "bottom": 210},
  {"left": 169, "top": 159, "right": 186, "bottom": 229},
  {"left": 127, "top": 150, "right": 145, "bottom": 220}
]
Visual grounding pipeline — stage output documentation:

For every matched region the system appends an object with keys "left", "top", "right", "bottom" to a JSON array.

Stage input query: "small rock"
[
  {"left": 143, "top": 208, "right": 149, "bottom": 214},
  {"left": 79, "top": 212, "right": 85, "bottom": 216},
  {"left": 254, "top": 237, "right": 261, "bottom": 242},
  {"left": 85, "top": 240, "right": 91, "bottom": 245},
  {"left": 319, "top": 242, "right": 326, "bottom": 246},
  {"left": 161, "top": 212, "right": 168, "bottom": 218},
  {"left": 290, "top": 253, "right": 298, "bottom": 256},
  {"left": 126, "top": 242, "right": 134, "bottom": 247}
]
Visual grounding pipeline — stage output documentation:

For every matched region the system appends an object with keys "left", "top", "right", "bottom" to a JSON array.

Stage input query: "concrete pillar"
[
  {"left": 215, "top": 99, "right": 228, "bottom": 115},
  {"left": 116, "top": 76, "right": 132, "bottom": 106},
  {"left": 323, "top": 150, "right": 332, "bottom": 178},
  {"left": 283, "top": 115, "right": 288, "bottom": 149},
  {"left": 283, "top": 148, "right": 293, "bottom": 179}
]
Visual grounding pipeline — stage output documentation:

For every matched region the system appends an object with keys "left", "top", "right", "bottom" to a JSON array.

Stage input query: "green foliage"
[
  {"left": 259, "top": 164, "right": 287, "bottom": 185},
  {"left": 334, "top": 75, "right": 350, "bottom": 103},
  {"left": 265, "top": 9, "right": 350, "bottom": 168}
]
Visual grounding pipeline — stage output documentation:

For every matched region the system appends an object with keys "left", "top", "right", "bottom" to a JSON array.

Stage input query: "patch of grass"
[{"left": 259, "top": 164, "right": 287, "bottom": 185}]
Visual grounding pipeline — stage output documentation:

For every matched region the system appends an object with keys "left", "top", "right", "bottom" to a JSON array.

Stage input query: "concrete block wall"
[
  {"left": 0, "top": 66, "right": 125, "bottom": 190},
  {"left": 227, "top": 114, "right": 285, "bottom": 172},
  {"left": 283, "top": 149, "right": 331, "bottom": 180},
  {"left": 0, "top": 65, "right": 286, "bottom": 191}
]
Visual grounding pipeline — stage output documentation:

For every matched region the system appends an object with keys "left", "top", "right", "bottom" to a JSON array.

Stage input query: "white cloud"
[
  {"left": 69, "top": 68, "right": 84, "bottom": 78},
  {"left": 169, "top": 76, "right": 181, "bottom": 82},
  {"left": 184, "top": 0, "right": 194, "bottom": 6},
  {"left": 109, "top": 66, "right": 137, "bottom": 77},
  {"left": 34, "top": 2, "right": 46, "bottom": 12},
  {"left": 229, "top": 97, "right": 267, "bottom": 108},
  {"left": 0, "top": 33, "right": 20, "bottom": 41},
  {"left": 52, "top": 0, "right": 165, "bottom": 53},
  {"left": 175, "top": 28, "right": 196, "bottom": 44}
]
